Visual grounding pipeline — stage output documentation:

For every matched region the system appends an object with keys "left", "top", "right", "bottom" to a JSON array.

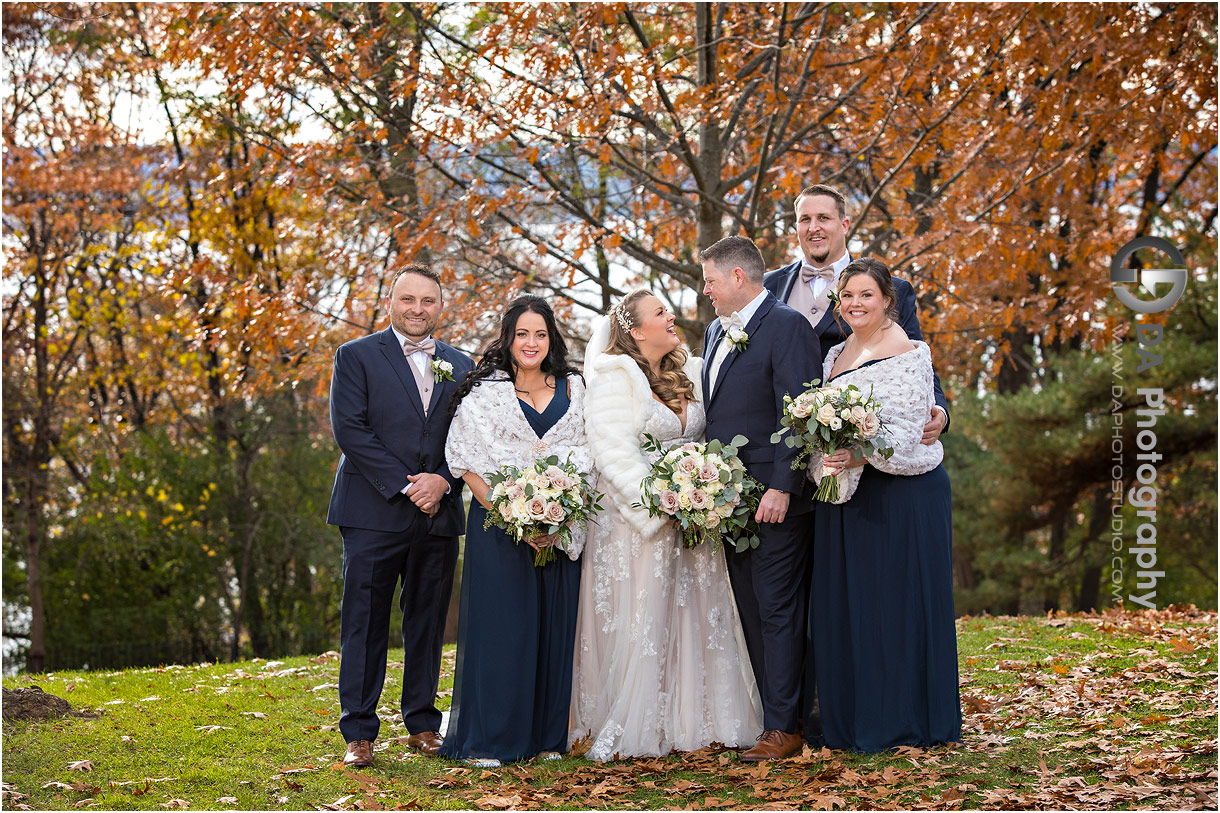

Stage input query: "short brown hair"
[
  {"left": 698, "top": 235, "right": 766, "bottom": 284},
  {"left": 388, "top": 263, "right": 443, "bottom": 299},
  {"left": 795, "top": 184, "right": 847, "bottom": 220}
]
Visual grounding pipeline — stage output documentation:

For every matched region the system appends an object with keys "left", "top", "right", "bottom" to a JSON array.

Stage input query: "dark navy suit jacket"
[
  {"left": 764, "top": 258, "right": 949, "bottom": 422},
  {"left": 702, "top": 293, "right": 823, "bottom": 515},
  {"left": 326, "top": 327, "right": 475, "bottom": 536}
]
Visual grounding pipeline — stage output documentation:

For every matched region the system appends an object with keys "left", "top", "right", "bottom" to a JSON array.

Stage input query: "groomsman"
[
  {"left": 699, "top": 236, "right": 822, "bottom": 761},
  {"left": 764, "top": 184, "right": 949, "bottom": 442},
  {"left": 327, "top": 264, "right": 474, "bottom": 767}
]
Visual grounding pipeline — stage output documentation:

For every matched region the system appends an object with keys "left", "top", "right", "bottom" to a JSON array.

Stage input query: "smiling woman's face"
[
  {"left": 837, "top": 273, "right": 891, "bottom": 333},
  {"left": 630, "top": 295, "right": 679, "bottom": 354},
  {"left": 510, "top": 311, "right": 550, "bottom": 373}
]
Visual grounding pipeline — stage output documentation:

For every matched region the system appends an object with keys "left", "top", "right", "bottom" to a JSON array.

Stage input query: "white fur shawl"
[
  {"left": 583, "top": 353, "right": 704, "bottom": 539},
  {"left": 446, "top": 374, "right": 592, "bottom": 559}
]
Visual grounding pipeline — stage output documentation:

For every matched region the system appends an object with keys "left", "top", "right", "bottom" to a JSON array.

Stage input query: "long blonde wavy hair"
[{"left": 605, "top": 290, "right": 696, "bottom": 416}]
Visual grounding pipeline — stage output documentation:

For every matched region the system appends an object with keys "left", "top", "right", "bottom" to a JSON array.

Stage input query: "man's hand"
[
  {"left": 755, "top": 488, "right": 790, "bottom": 525},
  {"left": 921, "top": 408, "right": 947, "bottom": 446},
  {"left": 407, "top": 472, "right": 449, "bottom": 517}
]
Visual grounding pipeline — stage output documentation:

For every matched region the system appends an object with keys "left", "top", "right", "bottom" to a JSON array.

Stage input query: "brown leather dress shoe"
[
  {"left": 740, "top": 729, "right": 803, "bottom": 762},
  {"left": 343, "top": 739, "right": 374, "bottom": 767},
  {"left": 406, "top": 730, "right": 444, "bottom": 754}
]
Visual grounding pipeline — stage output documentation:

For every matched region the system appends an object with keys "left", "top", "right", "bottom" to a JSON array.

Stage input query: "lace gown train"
[{"left": 571, "top": 398, "right": 762, "bottom": 761}]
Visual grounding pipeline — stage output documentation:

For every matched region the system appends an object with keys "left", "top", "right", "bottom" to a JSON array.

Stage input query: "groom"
[
  {"left": 327, "top": 263, "right": 474, "bottom": 768},
  {"left": 699, "top": 236, "right": 822, "bottom": 761}
]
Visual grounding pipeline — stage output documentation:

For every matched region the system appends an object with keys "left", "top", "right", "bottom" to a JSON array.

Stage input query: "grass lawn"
[{"left": 2, "top": 606, "right": 1216, "bottom": 810}]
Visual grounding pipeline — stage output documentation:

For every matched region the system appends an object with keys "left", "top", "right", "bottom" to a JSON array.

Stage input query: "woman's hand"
[
  {"left": 526, "top": 532, "right": 556, "bottom": 553},
  {"left": 822, "top": 448, "right": 866, "bottom": 476},
  {"left": 463, "top": 472, "right": 493, "bottom": 510}
]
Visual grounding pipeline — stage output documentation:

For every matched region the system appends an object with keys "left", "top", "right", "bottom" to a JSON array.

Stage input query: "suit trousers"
[
  {"left": 724, "top": 508, "right": 815, "bottom": 735},
  {"left": 338, "top": 515, "right": 459, "bottom": 742}
]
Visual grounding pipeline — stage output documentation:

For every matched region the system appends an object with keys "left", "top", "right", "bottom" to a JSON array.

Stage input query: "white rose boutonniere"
[
  {"left": 431, "top": 359, "right": 455, "bottom": 383},
  {"left": 724, "top": 325, "right": 749, "bottom": 354}
]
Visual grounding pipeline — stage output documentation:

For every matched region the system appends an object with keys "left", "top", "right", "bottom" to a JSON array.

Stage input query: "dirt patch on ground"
[{"left": 2, "top": 686, "right": 74, "bottom": 721}]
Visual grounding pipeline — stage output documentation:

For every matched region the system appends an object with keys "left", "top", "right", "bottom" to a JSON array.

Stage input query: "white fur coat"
[
  {"left": 446, "top": 374, "right": 592, "bottom": 559},
  {"left": 583, "top": 353, "right": 704, "bottom": 540}
]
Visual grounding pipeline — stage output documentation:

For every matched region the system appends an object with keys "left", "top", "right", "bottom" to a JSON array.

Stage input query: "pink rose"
[
  {"left": 791, "top": 396, "right": 814, "bottom": 419},
  {"left": 682, "top": 442, "right": 699, "bottom": 452},
  {"left": 850, "top": 405, "right": 867, "bottom": 425},
  {"left": 547, "top": 467, "right": 575, "bottom": 491},
  {"left": 543, "top": 501, "right": 565, "bottom": 524},
  {"left": 816, "top": 404, "right": 837, "bottom": 426},
  {"left": 689, "top": 489, "right": 709, "bottom": 510},
  {"left": 527, "top": 496, "right": 548, "bottom": 520},
  {"left": 705, "top": 511, "right": 721, "bottom": 529},
  {"left": 499, "top": 503, "right": 514, "bottom": 522},
  {"left": 534, "top": 473, "right": 553, "bottom": 489},
  {"left": 507, "top": 484, "right": 525, "bottom": 501},
  {"left": 678, "top": 455, "right": 700, "bottom": 474},
  {"left": 860, "top": 412, "right": 880, "bottom": 438},
  {"left": 659, "top": 490, "right": 680, "bottom": 514},
  {"left": 699, "top": 462, "right": 720, "bottom": 482}
]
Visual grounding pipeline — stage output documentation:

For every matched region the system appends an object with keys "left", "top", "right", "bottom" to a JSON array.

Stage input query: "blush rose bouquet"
[
  {"left": 772, "top": 380, "right": 893, "bottom": 503},
  {"left": 633, "top": 434, "right": 763, "bottom": 553},
  {"left": 484, "top": 454, "right": 603, "bottom": 565}
]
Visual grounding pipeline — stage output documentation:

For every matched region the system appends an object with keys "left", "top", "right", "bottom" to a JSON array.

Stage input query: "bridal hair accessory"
[{"left": 611, "top": 302, "right": 633, "bottom": 333}]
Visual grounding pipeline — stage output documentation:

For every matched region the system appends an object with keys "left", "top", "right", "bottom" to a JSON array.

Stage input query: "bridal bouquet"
[
  {"left": 484, "top": 455, "right": 603, "bottom": 566},
  {"left": 633, "top": 434, "right": 763, "bottom": 553},
  {"left": 772, "top": 380, "right": 893, "bottom": 503}
]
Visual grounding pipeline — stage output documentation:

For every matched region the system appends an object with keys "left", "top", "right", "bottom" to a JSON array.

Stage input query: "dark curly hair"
[{"left": 449, "top": 294, "right": 581, "bottom": 414}]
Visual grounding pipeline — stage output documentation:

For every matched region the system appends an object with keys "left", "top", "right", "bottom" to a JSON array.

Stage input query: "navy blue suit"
[
  {"left": 702, "top": 292, "right": 822, "bottom": 734},
  {"left": 327, "top": 327, "right": 474, "bottom": 742},
  {"left": 764, "top": 259, "right": 949, "bottom": 423}
]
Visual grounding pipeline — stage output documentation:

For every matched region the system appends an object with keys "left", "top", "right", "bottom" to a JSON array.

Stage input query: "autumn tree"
[{"left": 2, "top": 2, "right": 153, "bottom": 671}]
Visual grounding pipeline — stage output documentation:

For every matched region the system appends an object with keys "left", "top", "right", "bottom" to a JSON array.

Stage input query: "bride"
[{"left": 571, "top": 289, "right": 762, "bottom": 761}]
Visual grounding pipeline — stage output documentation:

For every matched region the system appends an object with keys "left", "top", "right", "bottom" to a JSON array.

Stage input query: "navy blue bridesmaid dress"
[
  {"left": 807, "top": 369, "right": 962, "bottom": 753},
  {"left": 440, "top": 383, "right": 582, "bottom": 763}
]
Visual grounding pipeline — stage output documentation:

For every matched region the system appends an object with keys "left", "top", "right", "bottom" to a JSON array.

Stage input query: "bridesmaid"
[
  {"left": 441, "top": 295, "right": 592, "bottom": 766},
  {"left": 809, "top": 258, "right": 961, "bottom": 752}
]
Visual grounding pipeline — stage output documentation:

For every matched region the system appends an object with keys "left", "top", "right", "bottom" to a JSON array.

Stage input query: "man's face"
[
  {"left": 701, "top": 259, "right": 739, "bottom": 318},
  {"left": 795, "top": 194, "right": 849, "bottom": 267},
  {"left": 387, "top": 272, "right": 443, "bottom": 341}
]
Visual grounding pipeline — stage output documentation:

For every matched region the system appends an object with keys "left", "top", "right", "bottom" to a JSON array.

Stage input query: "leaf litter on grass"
[{"left": 3, "top": 606, "right": 1215, "bottom": 810}]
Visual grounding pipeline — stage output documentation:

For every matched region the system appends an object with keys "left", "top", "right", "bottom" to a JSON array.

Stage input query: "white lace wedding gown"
[{"left": 571, "top": 397, "right": 762, "bottom": 761}]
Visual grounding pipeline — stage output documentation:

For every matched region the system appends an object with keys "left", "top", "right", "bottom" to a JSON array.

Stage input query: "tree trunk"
[
  {"left": 693, "top": 3, "right": 723, "bottom": 332},
  {"left": 1077, "top": 485, "right": 1110, "bottom": 611}
]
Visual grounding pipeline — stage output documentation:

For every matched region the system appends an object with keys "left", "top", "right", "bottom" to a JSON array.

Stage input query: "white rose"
[{"left": 816, "top": 404, "right": 837, "bottom": 426}]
